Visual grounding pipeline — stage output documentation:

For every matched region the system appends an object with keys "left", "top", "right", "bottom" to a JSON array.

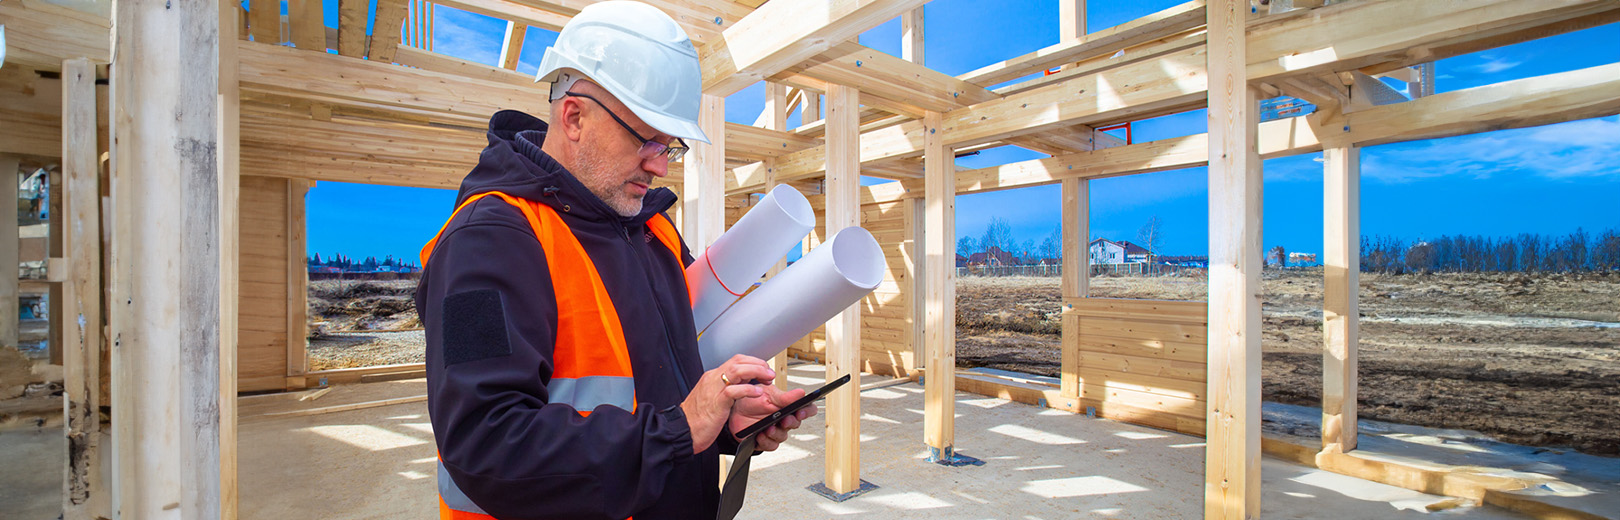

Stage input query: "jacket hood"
[{"left": 455, "top": 109, "right": 677, "bottom": 225}]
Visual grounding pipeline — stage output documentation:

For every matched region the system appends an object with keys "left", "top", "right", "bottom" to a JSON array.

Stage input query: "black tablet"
[{"left": 736, "top": 373, "right": 851, "bottom": 440}]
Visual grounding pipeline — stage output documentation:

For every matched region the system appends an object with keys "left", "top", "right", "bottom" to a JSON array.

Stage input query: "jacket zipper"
[{"left": 617, "top": 222, "right": 694, "bottom": 392}]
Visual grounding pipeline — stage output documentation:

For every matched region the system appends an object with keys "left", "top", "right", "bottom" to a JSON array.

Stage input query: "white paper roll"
[
  {"left": 686, "top": 184, "right": 815, "bottom": 335},
  {"left": 698, "top": 226, "right": 886, "bottom": 371}
]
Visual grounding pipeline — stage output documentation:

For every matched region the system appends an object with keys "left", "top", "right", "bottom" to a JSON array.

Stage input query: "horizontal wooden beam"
[
  {"left": 0, "top": 0, "right": 110, "bottom": 70},
  {"left": 723, "top": 0, "right": 1610, "bottom": 194},
  {"left": 700, "top": 0, "right": 927, "bottom": 95},
  {"left": 775, "top": 41, "right": 998, "bottom": 114},
  {"left": 961, "top": 0, "right": 1207, "bottom": 87},
  {"left": 437, "top": 0, "right": 569, "bottom": 32}
]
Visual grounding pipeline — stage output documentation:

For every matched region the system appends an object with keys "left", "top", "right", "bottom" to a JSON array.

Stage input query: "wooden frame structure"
[{"left": 6, "top": 0, "right": 1620, "bottom": 517}]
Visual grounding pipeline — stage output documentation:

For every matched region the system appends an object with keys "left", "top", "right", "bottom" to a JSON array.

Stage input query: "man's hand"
[
  {"left": 681, "top": 355, "right": 775, "bottom": 454},
  {"left": 728, "top": 384, "right": 816, "bottom": 452}
]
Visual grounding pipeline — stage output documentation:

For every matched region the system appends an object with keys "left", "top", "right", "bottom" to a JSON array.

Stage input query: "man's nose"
[{"left": 643, "top": 155, "right": 669, "bottom": 178}]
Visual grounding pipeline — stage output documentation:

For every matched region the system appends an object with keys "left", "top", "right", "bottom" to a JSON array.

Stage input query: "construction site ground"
[
  {"left": 220, "top": 362, "right": 1542, "bottom": 519},
  {"left": 955, "top": 269, "right": 1620, "bottom": 457}
]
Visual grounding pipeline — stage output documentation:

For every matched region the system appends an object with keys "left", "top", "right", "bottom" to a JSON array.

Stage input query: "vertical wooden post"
[
  {"left": 822, "top": 84, "right": 862, "bottom": 495},
  {"left": 498, "top": 21, "right": 526, "bottom": 70},
  {"left": 684, "top": 94, "right": 725, "bottom": 250},
  {"left": 110, "top": 0, "right": 228, "bottom": 515},
  {"left": 1059, "top": 0, "right": 1087, "bottom": 70},
  {"left": 905, "top": 195, "right": 924, "bottom": 373},
  {"left": 1, "top": 155, "right": 18, "bottom": 351},
  {"left": 1322, "top": 144, "right": 1359, "bottom": 453},
  {"left": 1205, "top": 0, "right": 1262, "bottom": 518},
  {"left": 1059, "top": 178, "right": 1087, "bottom": 405},
  {"left": 761, "top": 81, "right": 791, "bottom": 376},
  {"left": 286, "top": 180, "right": 308, "bottom": 390},
  {"left": 921, "top": 110, "right": 956, "bottom": 458},
  {"left": 801, "top": 93, "right": 821, "bottom": 126},
  {"left": 901, "top": 8, "right": 924, "bottom": 65},
  {"left": 62, "top": 56, "right": 106, "bottom": 515},
  {"left": 219, "top": 2, "right": 243, "bottom": 514}
]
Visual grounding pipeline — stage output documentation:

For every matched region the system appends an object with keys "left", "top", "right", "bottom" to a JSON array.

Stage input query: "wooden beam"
[
  {"left": 437, "top": 0, "right": 568, "bottom": 32},
  {"left": 684, "top": 94, "right": 727, "bottom": 249},
  {"left": 499, "top": 22, "right": 528, "bottom": 69},
  {"left": 701, "top": 0, "right": 928, "bottom": 96},
  {"left": 338, "top": 0, "right": 368, "bottom": 56},
  {"left": 0, "top": 0, "right": 111, "bottom": 70},
  {"left": 61, "top": 56, "right": 105, "bottom": 514},
  {"left": 823, "top": 83, "right": 862, "bottom": 494},
  {"left": 369, "top": 0, "right": 411, "bottom": 62},
  {"left": 389, "top": 44, "right": 539, "bottom": 88},
  {"left": 239, "top": 106, "right": 484, "bottom": 188},
  {"left": 727, "top": 0, "right": 1605, "bottom": 194},
  {"left": 964, "top": 0, "right": 1204, "bottom": 87},
  {"left": 1205, "top": 0, "right": 1261, "bottom": 518},
  {"left": 0, "top": 155, "right": 17, "bottom": 352},
  {"left": 1058, "top": 178, "right": 1086, "bottom": 402},
  {"left": 901, "top": 8, "right": 923, "bottom": 64},
  {"left": 110, "top": 0, "right": 228, "bottom": 514},
  {"left": 217, "top": 2, "right": 242, "bottom": 513},
  {"left": 772, "top": 41, "right": 997, "bottom": 114},
  {"left": 289, "top": 0, "right": 325, "bottom": 50},
  {"left": 1322, "top": 144, "right": 1359, "bottom": 454},
  {"left": 761, "top": 81, "right": 791, "bottom": 375},
  {"left": 286, "top": 181, "right": 309, "bottom": 390},
  {"left": 248, "top": 0, "right": 281, "bottom": 44},
  {"left": 921, "top": 110, "right": 955, "bottom": 461}
]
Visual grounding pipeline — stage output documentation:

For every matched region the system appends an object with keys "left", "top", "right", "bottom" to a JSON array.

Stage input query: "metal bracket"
[
  {"left": 926, "top": 446, "right": 985, "bottom": 467},
  {"left": 806, "top": 479, "right": 878, "bottom": 502}
]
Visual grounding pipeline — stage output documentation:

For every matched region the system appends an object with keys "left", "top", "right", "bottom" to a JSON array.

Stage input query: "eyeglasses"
[{"left": 564, "top": 92, "right": 690, "bottom": 163}]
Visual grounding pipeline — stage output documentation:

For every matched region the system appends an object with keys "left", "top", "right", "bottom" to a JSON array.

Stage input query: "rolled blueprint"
[
  {"left": 687, "top": 184, "right": 815, "bottom": 335},
  {"left": 698, "top": 226, "right": 886, "bottom": 371}
]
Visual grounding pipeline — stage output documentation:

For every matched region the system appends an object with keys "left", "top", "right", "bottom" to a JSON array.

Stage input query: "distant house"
[
  {"left": 1156, "top": 255, "right": 1209, "bottom": 268},
  {"left": 1089, "top": 238, "right": 1151, "bottom": 264},
  {"left": 1288, "top": 252, "right": 1317, "bottom": 264},
  {"left": 310, "top": 266, "right": 343, "bottom": 274},
  {"left": 955, "top": 254, "right": 968, "bottom": 268},
  {"left": 966, "top": 246, "right": 1017, "bottom": 267}
]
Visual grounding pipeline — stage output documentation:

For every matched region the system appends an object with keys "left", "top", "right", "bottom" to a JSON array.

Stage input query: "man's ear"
[{"left": 556, "top": 97, "right": 586, "bottom": 142}]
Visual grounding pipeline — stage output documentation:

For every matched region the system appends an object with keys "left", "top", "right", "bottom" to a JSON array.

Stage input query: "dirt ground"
[
  {"left": 955, "top": 269, "right": 1620, "bottom": 456},
  {"left": 306, "top": 280, "right": 424, "bottom": 369}
]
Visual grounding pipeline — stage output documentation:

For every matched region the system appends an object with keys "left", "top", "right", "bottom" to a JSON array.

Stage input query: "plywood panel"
[{"left": 1067, "top": 300, "right": 1210, "bottom": 436}]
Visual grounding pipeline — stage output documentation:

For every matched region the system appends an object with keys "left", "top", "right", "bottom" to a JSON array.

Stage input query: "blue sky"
[{"left": 306, "top": 0, "right": 1620, "bottom": 263}]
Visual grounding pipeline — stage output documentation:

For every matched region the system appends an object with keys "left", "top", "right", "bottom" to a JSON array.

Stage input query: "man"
[{"left": 415, "top": 3, "right": 815, "bottom": 519}]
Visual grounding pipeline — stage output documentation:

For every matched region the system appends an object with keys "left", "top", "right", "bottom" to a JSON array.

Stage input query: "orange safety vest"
[{"left": 421, "top": 191, "right": 685, "bottom": 520}]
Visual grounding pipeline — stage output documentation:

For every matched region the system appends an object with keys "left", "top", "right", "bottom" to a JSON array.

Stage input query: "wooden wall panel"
[
  {"left": 238, "top": 176, "right": 291, "bottom": 392},
  {"left": 1066, "top": 297, "right": 1208, "bottom": 436}
]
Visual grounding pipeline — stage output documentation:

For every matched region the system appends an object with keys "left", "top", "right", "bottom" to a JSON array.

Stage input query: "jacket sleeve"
[{"left": 423, "top": 200, "right": 696, "bottom": 520}]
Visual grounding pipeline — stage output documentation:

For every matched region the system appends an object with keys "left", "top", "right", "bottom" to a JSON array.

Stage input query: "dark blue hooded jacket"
[{"left": 417, "top": 110, "right": 730, "bottom": 519}]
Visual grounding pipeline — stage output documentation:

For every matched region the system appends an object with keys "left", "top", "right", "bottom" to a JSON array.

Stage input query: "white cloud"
[
  {"left": 1472, "top": 54, "right": 1522, "bottom": 74},
  {"left": 1363, "top": 116, "right": 1620, "bottom": 183}
]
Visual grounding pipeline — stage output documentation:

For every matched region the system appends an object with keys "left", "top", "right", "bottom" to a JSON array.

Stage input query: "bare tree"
[
  {"left": 1039, "top": 226, "right": 1061, "bottom": 264},
  {"left": 1137, "top": 215, "right": 1164, "bottom": 264},
  {"left": 979, "top": 217, "right": 1014, "bottom": 259}
]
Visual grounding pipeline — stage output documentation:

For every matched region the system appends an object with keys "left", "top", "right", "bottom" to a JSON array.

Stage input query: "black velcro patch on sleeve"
[{"left": 442, "top": 289, "right": 512, "bottom": 366}]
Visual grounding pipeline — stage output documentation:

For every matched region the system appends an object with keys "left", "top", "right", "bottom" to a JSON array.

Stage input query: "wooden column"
[
  {"left": 1059, "top": 0, "right": 1086, "bottom": 70},
  {"left": 801, "top": 93, "right": 821, "bottom": 126},
  {"left": 62, "top": 57, "right": 105, "bottom": 514},
  {"left": 921, "top": 110, "right": 956, "bottom": 458},
  {"left": 219, "top": 1, "right": 242, "bottom": 514},
  {"left": 1059, "top": 178, "right": 1087, "bottom": 404},
  {"left": 822, "top": 84, "right": 862, "bottom": 495},
  {"left": 684, "top": 94, "right": 725, "bottom": 250},
  {"left": 761, "top": 82, "right": 790, "bottom": 375},
  {"left": 1322, "top": 144, "right": 1359, "bottom": 453},
  {"left": 498, "top": 21, "right": 527, "bottom": 70},
  {"left": 1, "top": 155, "right": 17, "bottom": 351},
  {"left": 1205, "top": 0, "right": 1263, "bottom": 518},
  {"left": 286, "top": 180, "right": 308, "bottom": 390},
  {"left": 110, "top": 0, "right": 229, "bottom": 515},
  {"left": 901, "top": 8, "right": 924, "bottom": 64}
]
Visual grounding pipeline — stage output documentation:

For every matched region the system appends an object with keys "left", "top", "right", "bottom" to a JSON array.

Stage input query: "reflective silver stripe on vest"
[
  {"left": 439, "top": 460, "right": 489, "bottom": 514},
  {"left": 547, "top": 375, "right": 636, "bottom": 412}
]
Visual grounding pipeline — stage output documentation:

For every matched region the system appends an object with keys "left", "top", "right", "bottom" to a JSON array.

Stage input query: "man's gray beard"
[{"left": 575, "top": 144, "right": 644, "bottom": 217}]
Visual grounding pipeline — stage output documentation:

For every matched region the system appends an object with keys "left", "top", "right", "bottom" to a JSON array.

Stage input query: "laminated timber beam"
[
  {"left": 500, "top": 0, "right": 751, "bottom": 45},
  {"left": 771, "top": 41, "right": 999, "bottom": 114},
  {"left": 110, "top": 0, "right": 231, "bottom": 514},
  {"left": 961, "top": 0, "right": 1207, "bottom": 87},
  {"left": 1204, "top": 0, "right": 1262, "bottom": 516},
  {"left": 821, "top": 83, "right": 863, "bottom": 495},
  {"left": 878, "top": 59, "right": 1620, "bottom": 201},
  {"left": 368, "top": 0, "right": 411, "bottom": 62},
  {"left": 700, "top": 0, "right": 929, "bottom": 96},
  {"left": 0, "top": 0, "right": 110, "bottom": 70},
  {"left": 436, "top": 0, "right": 569, "bottom": 32},
  {"left": 722, "top": 0, "right": 1615, "bottom": 195}
]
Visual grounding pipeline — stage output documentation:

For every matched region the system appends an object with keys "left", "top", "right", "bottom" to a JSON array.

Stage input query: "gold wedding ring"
[{"left": 721, "top": 373, "right": 731, "bottom": 386}]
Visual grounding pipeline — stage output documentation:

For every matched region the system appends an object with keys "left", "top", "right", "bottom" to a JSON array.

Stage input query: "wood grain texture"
[
  {"left": 921, "top": 110, "right": 955, "bottom": 454},
  {"left": 822, "top": 84, "right": 862, "bottom": 494},
  {"left": 1322, "top": 145, "right": 1359, "bottom": 453}
]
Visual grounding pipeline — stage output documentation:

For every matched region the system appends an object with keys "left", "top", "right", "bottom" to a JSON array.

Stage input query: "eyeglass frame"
[{"left": 562, "top": 92, "right": 690, "bottom": 163}]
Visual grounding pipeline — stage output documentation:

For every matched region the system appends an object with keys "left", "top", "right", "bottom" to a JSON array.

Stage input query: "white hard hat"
[{"left": 536, "top": 1, "right": 710, "bottom": 143}]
